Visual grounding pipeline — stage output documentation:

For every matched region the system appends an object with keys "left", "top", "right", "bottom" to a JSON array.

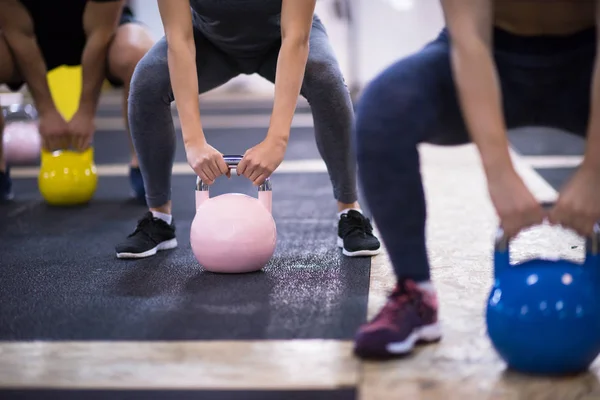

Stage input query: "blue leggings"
[{"left": 354, "top": 28, "right": 594, "bottom": 282}]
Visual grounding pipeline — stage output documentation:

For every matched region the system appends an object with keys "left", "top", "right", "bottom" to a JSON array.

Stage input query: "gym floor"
[{"left": 0, "top": 89, "right": 596, "bottom": 400}]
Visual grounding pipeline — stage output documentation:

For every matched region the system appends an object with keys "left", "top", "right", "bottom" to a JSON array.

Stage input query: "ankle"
[
  {"left": 337, "top": 201, "right": 360, "bottom": 213},
  {"left": 398, "top": 278, "right": 436, "bottom": 295},
  {"left": 150, "top": 210, "right": 172, "bottom": 224},
  {"left": 416, "top": 280, "right": 435, "bottom": 293},
  {"left": 150, "top": 202, "right": 171, "bottom": 215}
]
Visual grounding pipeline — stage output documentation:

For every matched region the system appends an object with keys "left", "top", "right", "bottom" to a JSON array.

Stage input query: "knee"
[
  {"left": 109, "top": 25, "right": 155, "bottom": 85},
  {"left": 355, "top": 63, "right": 425, "bottom": 158},
  {"left": 129, "top": 50, "right": 172, "bottom": 105},
  {"left": 302, "top": 57, "right": 348, "bottom": 99},
  {"left": 115, "top": 47, "right": 151, "bottom": 85}
]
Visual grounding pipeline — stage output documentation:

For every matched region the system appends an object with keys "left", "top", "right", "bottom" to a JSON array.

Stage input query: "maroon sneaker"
[{"left": 354, "top": 279, "right": 441, "bottom": 359}]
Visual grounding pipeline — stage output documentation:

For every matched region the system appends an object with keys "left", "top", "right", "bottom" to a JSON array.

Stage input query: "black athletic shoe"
[
  {"left": 337, "top": 210, "right": 381, "bottom": 257},
  {"left": 116, "top": 212, "right": 178, "bottom": 259}
]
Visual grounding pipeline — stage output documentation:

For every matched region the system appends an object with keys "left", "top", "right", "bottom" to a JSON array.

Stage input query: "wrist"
[
  {"left": 581, "top": 153, "right": 600, "bottom": 171},
  {"left": 265, "top": 129, "right": 290, "bottom": 147},
  {"left": 77, "top": 101, "right": 97, "bottom": 117},
  {"left": 582, "top": 132, "right": 600, "bottom": 169},
  {"left": 480, "top": 147, "right": 514, "bottom": 179},
  {"left": 183, "top": 132, "right": 207, "bottom": 148},
  {"left": 35, "top": 99, "right": 58, "bottom": 117}
]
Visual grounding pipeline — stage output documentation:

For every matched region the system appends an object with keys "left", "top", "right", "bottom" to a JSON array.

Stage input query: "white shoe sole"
[
  {"left": 116, "top": 238, "right": 178, "bottom": 259},
  {"left": 386, "top": 323, "right": 442, "bottom": 354},
  {"left": 337, "top": 237, "right": 382, "bottom": 257}
]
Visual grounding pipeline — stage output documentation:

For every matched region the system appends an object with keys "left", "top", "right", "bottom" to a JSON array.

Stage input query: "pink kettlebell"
[
  {"left": 190, "top": 155, "right": 277, "bottom": 274},
  {"left": 2, "top": 104, "right": 41, "bottom": 165}
]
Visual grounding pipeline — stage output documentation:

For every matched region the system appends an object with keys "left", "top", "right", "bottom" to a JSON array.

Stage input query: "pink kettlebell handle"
[{"left": 194, "top": 155, "right": 272, "bottom": 213}]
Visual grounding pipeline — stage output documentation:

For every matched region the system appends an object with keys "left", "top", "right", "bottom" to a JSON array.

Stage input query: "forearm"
[
  {"left": 451, "top": 42, "right": 513, "bottom": 175},
  {"left": 167, "top": 40, "right": 205, "bottom": 145},
  {"left": 4, "top": 33, "right": 56, "bottom": 114},
  {"left": 268, "top": 38, "right": 309, "bottom": 143},
  {"left": 78, "top": 31, "right": 114, "bottom": 115}
]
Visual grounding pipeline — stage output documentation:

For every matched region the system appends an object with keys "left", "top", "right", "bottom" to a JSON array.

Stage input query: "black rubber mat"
[
  {"left": 0, "top": 389, "right": 356, "bottom": 400},
  {"left": 0, "top": 172, "right": 371, "bottom": 341}
]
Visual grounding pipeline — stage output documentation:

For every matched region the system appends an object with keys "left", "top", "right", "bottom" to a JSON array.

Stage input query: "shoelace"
[{"left": 341, "top": 213, "right": 374, "bottom": 236}]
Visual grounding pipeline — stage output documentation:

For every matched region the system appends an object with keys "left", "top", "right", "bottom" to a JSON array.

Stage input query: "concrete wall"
[{"left": 350, "top": 0, "right": 444, "bottom": 89}]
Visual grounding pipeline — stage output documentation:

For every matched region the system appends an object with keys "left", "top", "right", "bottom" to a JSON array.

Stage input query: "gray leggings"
[{"left": 129, "top": 18, "right": 357, "bottom": 208}]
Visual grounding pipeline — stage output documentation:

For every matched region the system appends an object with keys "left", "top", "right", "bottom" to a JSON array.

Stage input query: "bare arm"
[
  {"left": 267, "top": 0, "right": 316, "bottom": 144},
  {"left": 582, "top": 1, "right": 600, "bottom": 169},
  {"left": 0, "top": 0, "right": 55, "bottom": 114},
  {"left": 78, "top": 0, "right": 123, "bottom": 115},
  {"left": 440, "top": 0, "right": 513, "bottom": 176},
  {"left": 157, "top": 0, "right": 204, "bottom": 146}
]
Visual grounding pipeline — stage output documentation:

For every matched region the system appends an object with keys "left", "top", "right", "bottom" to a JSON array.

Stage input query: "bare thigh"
[{"left": 107, "top": 23, "right": 155, "bottom": 86}]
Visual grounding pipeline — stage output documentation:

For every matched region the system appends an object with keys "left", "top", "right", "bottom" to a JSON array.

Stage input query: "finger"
[
  {"left": 547, "top": 206, "right": 562, "bottom": 226},
  {"left": 501, "top": 222, "right": 518, "bottom": 241},
  {"left": 237, "top": 157, "right": 247, "bottom": 176},
  {"left": 530, "top": 204, "right": 546, "bottom": 226},
  {"left": 41, "top": 137, "right": 51, "bottom": 152},
  {"left": 76, "top": 135, "right": 86, "bottom": 152},
  {"left": 66, "top": 133, "right": 74, "bottom": 150},
  {"left": 209, "top": 158, "right": 224, "bottom": 179},
  {"left": 63, "top": 135, "right": 73, "bottom": 151},
  {"left": 216, "top": 156, "right": 229, "bottom": 176},
  {"left": 573, "top": 214, "right": 594, "bottom": 237},
  {"left": 253, "top": 173, "right": 268, "bottom": 186},
  {"left": 204, "top": 163, "right": 218, "bottom": 182},
  {"left": 48, "top": 137, "right": 60, "bottom": 152},
  {"left": 198, "top": 170, "right": 213, "bottom": 186},
  {"left": 81, "top": 133, "right": 92, "bottom": 151},
  {"left": 200, "top": 160, "right": 216, "bottom": 181},
  {"left": 248, "top": 166, "right": 262, "bottom": 182},
  {"left": 241, "top": 162, "right": 255, "bottom": 179},
  {"left": 44, "top": 137, "right": 54, "bottom": 151},
  {"left": 194, "top": 161, "right": 214, "bottom": 183}
]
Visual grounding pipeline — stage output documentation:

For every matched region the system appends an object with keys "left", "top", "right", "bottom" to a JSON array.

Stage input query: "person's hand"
[
  {"left": 67, "top": 109, "right": 95, "bottom": 151},
  {"left": 487, "top": 166, "right": 546, "bottom": 239},
  {"left": 548, "top": 163, "right": 600, "bottom": 236},
  {"left": 237, "top": 138, "right": 287, "bottom": 185},
  {"left": 185, "top": 140, "right": 229, "bottom": 185},
  {"left": 38, "top": 109, "right": 70, "bottom": 151}
]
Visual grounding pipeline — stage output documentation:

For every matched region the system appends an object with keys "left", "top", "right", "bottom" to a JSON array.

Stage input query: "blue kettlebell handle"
[
  {"left": 493, "top": 201, "right": 600, "bottom": 274},
  {"left": 494, "top": 221, "right": 600, "bottom": 273}
]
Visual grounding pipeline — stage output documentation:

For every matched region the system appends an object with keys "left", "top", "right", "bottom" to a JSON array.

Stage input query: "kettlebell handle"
[
  {"left": 2, "top": 103, "right": 38, "bottom": 120},
  {"left": 195, "top": 154, "right": 272, "bottom": 193},
  {"left": 494, "top": 223, "right": 600, "bottom": 256},
  {"left": 194, "top": 154, "right": 273, "bottom": 213}
]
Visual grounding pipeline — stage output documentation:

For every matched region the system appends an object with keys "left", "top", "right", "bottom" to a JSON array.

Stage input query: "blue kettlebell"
[{"left": 486, "top": 221, "right": 600, "bottom": 376}]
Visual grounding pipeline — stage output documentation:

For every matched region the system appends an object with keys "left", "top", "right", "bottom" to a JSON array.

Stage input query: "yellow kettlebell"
[
  {"left": 38, "top": 147, "right": 98, "bottom": 206},
  {"left": 38, "top": 65, "right": 98, "bottom": 206}
]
